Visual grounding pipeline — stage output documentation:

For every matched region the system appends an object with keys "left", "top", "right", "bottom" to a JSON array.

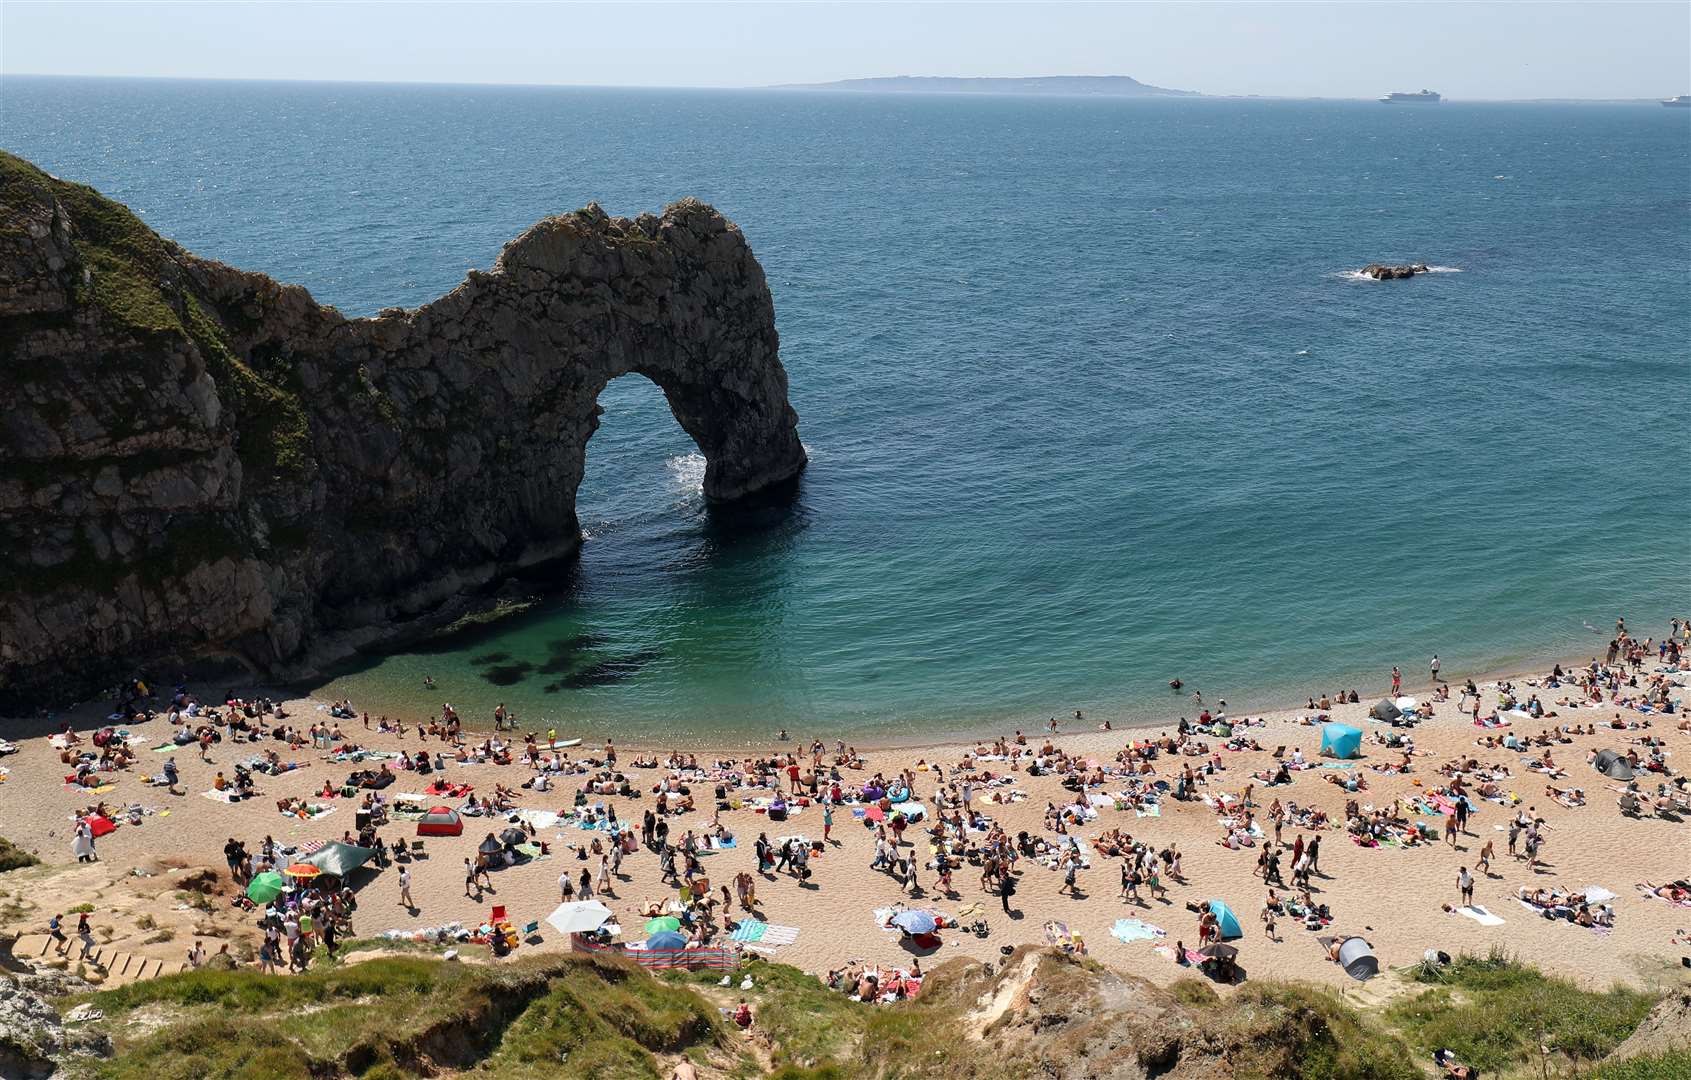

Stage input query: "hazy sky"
[{"left": 3, "top": 1, "right": 1688, "bottom": 99}]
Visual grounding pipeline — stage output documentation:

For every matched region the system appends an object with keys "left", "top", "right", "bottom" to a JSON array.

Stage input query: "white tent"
[{"left": 546, "top": 900, "right": 614, "bottom": 935}]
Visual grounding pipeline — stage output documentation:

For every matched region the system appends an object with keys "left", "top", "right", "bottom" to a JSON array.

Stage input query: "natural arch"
[{"left": 0, "top": 149, "right": 804, "bottom": 697}]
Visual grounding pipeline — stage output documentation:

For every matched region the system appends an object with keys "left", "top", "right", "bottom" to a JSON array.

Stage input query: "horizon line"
[{"left": 0, "top": 70, "right": 1678, "bottom": 104}]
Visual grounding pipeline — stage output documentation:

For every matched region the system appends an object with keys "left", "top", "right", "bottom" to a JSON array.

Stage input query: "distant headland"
[{"left": 767, "top": 74, "right": 1200, "bottom": 97}]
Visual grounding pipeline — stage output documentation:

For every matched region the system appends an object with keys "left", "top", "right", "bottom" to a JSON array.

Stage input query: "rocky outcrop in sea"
[{"left": 0, "top": 152, "right": 805, "bottom": 701}]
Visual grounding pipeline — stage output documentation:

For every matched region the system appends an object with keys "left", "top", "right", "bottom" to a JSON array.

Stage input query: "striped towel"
[
  {"left": 759, "top": 925, "right": 800, "bottom": 947},
  {"left": 730, "top": 919, "right": 769, "bottom": 943}
]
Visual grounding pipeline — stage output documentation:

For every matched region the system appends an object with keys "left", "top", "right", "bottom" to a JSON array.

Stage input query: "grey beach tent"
[
  {"left": 1370, "top": 699, "right": 1402, "bottom": 722},
  {"left": 1338, "top": 937, "right": 1379, "bottom": 981},
  {"left": 1593, "top": 750, "right": 1635, "bottom": 781}
]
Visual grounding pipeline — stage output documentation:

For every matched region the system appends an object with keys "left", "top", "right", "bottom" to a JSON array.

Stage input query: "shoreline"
[{"left": 308, "top": 640, "right": 1623, "bottom": 756}]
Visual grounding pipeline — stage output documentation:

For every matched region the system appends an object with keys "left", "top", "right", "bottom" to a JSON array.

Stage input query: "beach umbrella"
[
  {"left": 1198, "top": 942, "right": 1239, "bottom": 962},
  {"left": 645, "top": 930, "right": 688, "bottom": 950},
  {"left": 891, "top": 910, "right": 938, "bottom": 935},
  {"left": 546, "top": 900, "right": 614, "bottom": 935},
  {"left": 246, "top": 871, "right": 286, "bottom": 903},
  {"left": 645, "top": 916, "right": 682, "bottom": 935},
  {"left": 282, "top": 863, "right": 323, "bottom": 879}
]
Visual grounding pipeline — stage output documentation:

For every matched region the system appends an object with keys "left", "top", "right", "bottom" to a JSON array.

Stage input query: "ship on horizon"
[
  {"left": 1381, "top": 89, "right": 1440, "bottom": 104},
  {"left": 1664, "top": 95, "right": 1691, "bottom": 107}
]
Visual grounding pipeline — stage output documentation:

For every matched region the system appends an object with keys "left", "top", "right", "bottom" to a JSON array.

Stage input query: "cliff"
[{"left": 0, "top": 151, "right": 805, "bottom": 701}]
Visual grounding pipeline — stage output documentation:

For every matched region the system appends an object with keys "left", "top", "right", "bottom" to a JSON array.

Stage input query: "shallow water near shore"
[{"left": 4, "top": 78, "right": 1688, "bottom": 741}]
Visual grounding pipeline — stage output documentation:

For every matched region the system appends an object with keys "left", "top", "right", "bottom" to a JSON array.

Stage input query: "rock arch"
[{"left": 0, "top": 151, "right": 804, "bottom": 698}]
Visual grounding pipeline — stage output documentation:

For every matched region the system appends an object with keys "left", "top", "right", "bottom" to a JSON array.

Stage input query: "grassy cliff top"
[{"left": 46, "top": 944, "right": 1687, "bottom": 1079}]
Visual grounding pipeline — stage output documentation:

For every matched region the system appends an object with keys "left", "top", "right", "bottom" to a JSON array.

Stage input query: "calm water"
[{"left": 5, "top": 77, "right": 1688, "bottom": 743}]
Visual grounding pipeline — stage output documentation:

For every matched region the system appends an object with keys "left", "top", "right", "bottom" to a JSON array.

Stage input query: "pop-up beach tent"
[
  {"left": 1320, "top": 723, "right": 1363, "bottom": 759},
  {"left": 301, "top": 841, "right": 375, "bottom": 878},
  {"left": 1593, "top": 750, "right": 1635, "bottom": 781},
  {"left": 1338, "top": 937, "right": 1379, "bottom": 980},
  {"left": 1370, "top": 699, "right": 1402, "bottom": 722},
  {"left": 1208, "top": 899, "right": 1243, "bottom": 940},
  {"left": 417, "top": 806, "right": 463, "bottom": 836}
]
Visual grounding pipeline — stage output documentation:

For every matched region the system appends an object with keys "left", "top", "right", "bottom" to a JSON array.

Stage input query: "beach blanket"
[
  {"left": 1135, "top": 804, "right": 1162, "bottom": 818},
  {"left": 758, "top": 925, "right": 800, "bottom": 947},
  {"left": 281, "top": 803, "right": 335, "bottom": 820},
  {"left": 1111, "top": 918, "right": 1166, "bottom": 944},
  {"left": 1456, "top": 905, "right": 1505, "bottom": 927},
  {"left": 152, "top": 744, "right": 186, "bottom": 753},
  {"left": 200, "top": 789, "right": 238, "bottom": 803},
  {"left": 730, "top": 919, "right": 769, "bottom": 942},
  {"left": 513, "top": 809, "right": 560, "bottom": 831}
]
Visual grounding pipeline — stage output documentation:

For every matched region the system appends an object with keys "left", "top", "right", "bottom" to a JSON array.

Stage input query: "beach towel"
[
  {"left": 759, "top": 925, "right": 800, "bottom": 947},
  {"left": 1135, "top": 804, "right": 1162, "bottom": 818},
  {"left": 1456, "top": 905, "right": 1505, "bottom": 926},
  {"left": 514, "top": 809, "right": 560, "bottom": 831},
  {"left": 730, "top": 919, "right": 769, "bottom": 943},
  {"left": 1111, "top": 918, "right": 1166, "bottom": 944},
  {"left": 201, "top": 789, "right": 237, "bottom": 803}
]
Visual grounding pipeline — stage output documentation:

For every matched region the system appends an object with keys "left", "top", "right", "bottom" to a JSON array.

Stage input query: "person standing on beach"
[
  {"left": 1477, "top": 839, "right": 1494, "bottom": 877},
  {"left": 1391, "top": 667, "right": 1402, "bottom": 696},
  {"left": 398, "top": 865, "right": 414, "bottom": 910},
  {"left": 1430, "top": 655, "right": 1442, "bottom": 683},
  {"left": 822, "top": 803, "right": 834, "bottom": 843},
  {"left": 1457, "top": 866, "right": 1474, "bottom": 906}
]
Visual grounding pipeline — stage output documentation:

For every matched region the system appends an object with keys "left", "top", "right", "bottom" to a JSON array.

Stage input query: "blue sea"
[{"left": 4, "top": 76, "right": 1688, "bottom": 744}]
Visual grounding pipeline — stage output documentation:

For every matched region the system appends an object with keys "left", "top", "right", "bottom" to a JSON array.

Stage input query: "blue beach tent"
[
  {"left": 1207, "top": 899, "right": 1243, "bottom": 940},
  {"left": 1320, "top": 723, "right": 1363, "bottom": 760}
]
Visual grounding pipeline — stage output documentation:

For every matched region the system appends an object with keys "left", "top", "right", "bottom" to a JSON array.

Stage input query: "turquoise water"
[{"left": 4, "top": 77, "right": 1688, "bottom": 743}]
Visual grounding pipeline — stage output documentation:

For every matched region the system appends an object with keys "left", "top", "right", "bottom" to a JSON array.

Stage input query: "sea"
[{"left": 4, "top": 76, "right": 1688, "bottom": 744}]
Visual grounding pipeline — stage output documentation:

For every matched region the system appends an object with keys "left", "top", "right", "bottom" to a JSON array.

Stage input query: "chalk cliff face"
[{"left": 0, "top": 151, "right": 805, "bottom": 700}]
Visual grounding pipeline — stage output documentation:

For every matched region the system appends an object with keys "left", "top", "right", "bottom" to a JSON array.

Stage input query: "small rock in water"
[{"left": 1360, "top": 262, "right": 1431, "bottom": 280}]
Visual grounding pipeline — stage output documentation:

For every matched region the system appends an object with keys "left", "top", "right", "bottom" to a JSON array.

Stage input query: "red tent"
[
  {"left": 85, "top": 815, "right": 118, "bottom": 838},
  {"left": 417, "top": 806, "right": 463, "bottom": 837}
]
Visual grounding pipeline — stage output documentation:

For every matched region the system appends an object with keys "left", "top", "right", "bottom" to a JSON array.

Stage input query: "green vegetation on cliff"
[
  {"left": 1388, "top": 950, "right": 1660, "bottom": 1073},
  {"left": 50, "top": 946, "right": 1680, "bottom": 1080},
  {"left": 0, "top": 836, "right": 40, "bottom": 873},
  {"left": 1, "top": 151, "right": 316, "bottom": 485}
]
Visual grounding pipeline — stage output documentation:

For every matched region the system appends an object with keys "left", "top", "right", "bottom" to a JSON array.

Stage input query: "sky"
[{"left": 2, "top": 1, "right": 1688, "bottom": 100}]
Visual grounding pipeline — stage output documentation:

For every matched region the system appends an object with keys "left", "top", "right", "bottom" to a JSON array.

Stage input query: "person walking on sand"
[
  {"left": 1477, "top": 839, "right": 1494, "bottom": 876},
  {"left": 1262, "top": 898, "right": 1278, "bottom": 942},
  {"left": 822, "top": 803, "right": 834, "bottom": 843},
  {"left": 1457, "top": 865, "right": 1475, "bottom": 906},
  {"left": 1391, "top": 666, "right": 1402, "bottom": 696},
  {"left": 398, "top": 865, "right": 414, "bottom": 910}
]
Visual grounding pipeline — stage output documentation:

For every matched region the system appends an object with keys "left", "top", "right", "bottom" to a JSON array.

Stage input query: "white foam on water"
[
  {"left": 667, "top": 451, "right": 707, "bottom": 495},
  {"left": 1424, "top": 265, "right": 1463, "bottom": 273},
  {"left": 1294, "top": 349, "right": 1311, "bottom": 357}
]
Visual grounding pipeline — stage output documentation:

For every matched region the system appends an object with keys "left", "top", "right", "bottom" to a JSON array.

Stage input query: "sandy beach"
[{"left": 3, "top": 638, "right": 1687, "bottom": 997}]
